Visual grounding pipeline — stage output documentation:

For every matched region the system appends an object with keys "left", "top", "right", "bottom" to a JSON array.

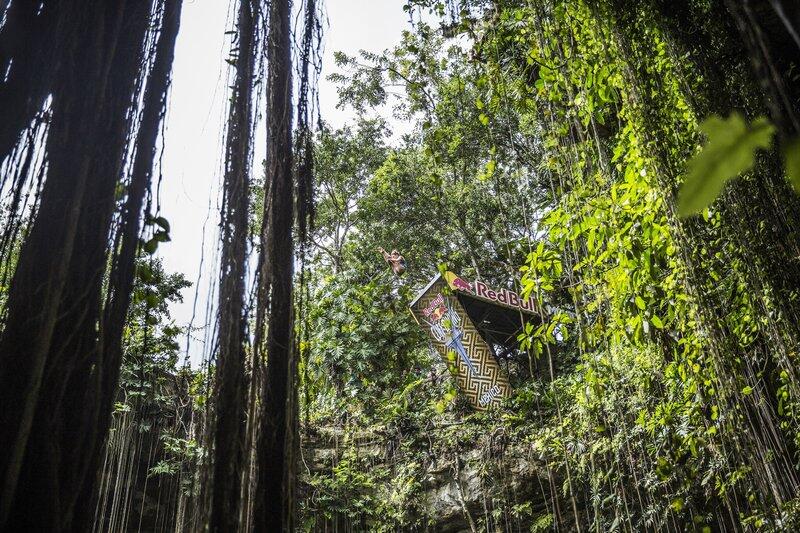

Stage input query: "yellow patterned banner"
[{"left": 410, "top": 274, "right": 512, "bottom": 410}]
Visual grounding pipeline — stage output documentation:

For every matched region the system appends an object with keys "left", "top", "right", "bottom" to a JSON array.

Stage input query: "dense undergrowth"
[
  {"left": 294, "top": 1, "right": 800, "bottom": 531},
  {"left": 84, "top": 0, "right": 800, "bottom": 531}
]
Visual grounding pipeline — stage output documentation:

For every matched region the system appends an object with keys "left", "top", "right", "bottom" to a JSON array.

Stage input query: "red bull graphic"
[
  {"left": 473, "top": 281, "right": 536, "bottom": 314},
  {"left": 423, "top": 293, "right": 477, "bottom": 376},
  {"left": 444, "top": 271, "right": 473, "bottom": 293},
  {"left": 423, "top": 294, "right": 447, "bottom": 321}
]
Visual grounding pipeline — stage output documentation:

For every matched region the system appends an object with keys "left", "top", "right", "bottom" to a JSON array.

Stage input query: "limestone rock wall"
[{"left": 299, "top": 424, "right": 575, "bottom": 532}]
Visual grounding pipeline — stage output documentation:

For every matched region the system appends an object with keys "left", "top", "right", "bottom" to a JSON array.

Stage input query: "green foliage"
[
  {"left": 122, "top": 257, "right": 190, "bottom": 400},
  {"left": 149, "top": 435, "right": 200, "bottom": 477},
  {"left": 678, "top": 113, "right": 775, "bottom": 216},
  {"left": 141, "top": 214, "right": 173, "bottom": 254},
  {"left": 305, "top": 268, "right": 429, "bottom": 415},
  {"left": 301, "top": 425, "right": 431, "bottom": 531},
  {"left": 297, "top": 0, "right": 800, "bottom": 530},
  {"left": 93, "top": 256, "right": 206, "bottom": 528},
  {"left": 311, "top": 120, "right": 389, "bottom": 271},
  {"left": 785, "top": 137, "right": 800, "bottom": 193}
]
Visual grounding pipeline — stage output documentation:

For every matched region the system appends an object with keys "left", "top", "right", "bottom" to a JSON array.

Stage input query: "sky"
[{"left": 159, "top": 0, "right": 409, "bottom": 361}]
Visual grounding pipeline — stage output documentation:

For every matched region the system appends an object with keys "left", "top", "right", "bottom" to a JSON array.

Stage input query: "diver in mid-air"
[{"left": 379, "top": 247, "right": 406, "bottom": 276}]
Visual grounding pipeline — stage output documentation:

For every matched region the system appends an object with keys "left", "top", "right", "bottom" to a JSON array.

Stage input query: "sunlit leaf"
[
  {"left": 784, "top": 137, "right": 800, "bottom": 193},
  {"left": 677, "top": 113, "right": 775, "bottom": 217},
  {"left": 651, "top": 315, "right": 664, "bottom": 329}
]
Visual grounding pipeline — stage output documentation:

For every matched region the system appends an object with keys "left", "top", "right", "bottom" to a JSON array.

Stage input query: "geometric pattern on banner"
[{"left": 410, "top": 276, "right": 512, "bottom": 410}]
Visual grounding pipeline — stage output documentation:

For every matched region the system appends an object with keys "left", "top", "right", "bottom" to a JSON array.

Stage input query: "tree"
[
  {"left": 208, "top": 0, "right": 259, "bottom": 529},
  {"left": 0, "top": 2, "right": 182, "bottom": 529},
  {"left": 252, "top": 0, "right": 298, "bottom": 529},
  {"left": 94, "top": 258, "right": 195, "bottom": 532},
  {"left": 311, "top": 120, "right": 389, "bottom": 273}
]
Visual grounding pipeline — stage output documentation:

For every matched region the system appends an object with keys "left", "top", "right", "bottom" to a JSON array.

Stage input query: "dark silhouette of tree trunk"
[
  {"left": 72, "top": 2, "right": 184, "bottom": 530},
  {"left": 0, "top": 2, "right": 181, "bottom": 530},
  {"left": 253, "top": 0, "right": 296, "bottom": 529},
  {"left": 0, "top": 0, "right": 56, "bottom": 161},
  {"left": 0, "top": 5, "right": 133, "bottom": 526},
  {"left": 209, "top": 0, "right": 258, "bottom": 530}
]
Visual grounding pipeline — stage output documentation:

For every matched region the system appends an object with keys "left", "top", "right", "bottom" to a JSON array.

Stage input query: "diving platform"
[{"left": 410, "top": 271, "right": 538, "bottom": 410}]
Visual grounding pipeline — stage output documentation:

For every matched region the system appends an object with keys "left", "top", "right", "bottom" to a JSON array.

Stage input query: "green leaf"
[
  {"left": 152, "top": 230, "right": 171, "bottom": 243},
  {"left": 153, "top": 216, "right": 171, "bottom": 232},
  {"left": 143, "top": 239, "right": 159, "bottom": 254},
  {"left": 784, "top": 137, "right": 800, "bottom": 193},
  {"left": 145, "top": 293, "right": 160, "bottom": 308},
  {"left": 478, "top": 113, "right": 489, "bottom": 126},
  {"left": 677, "top": 113, "right": 775, "bottom": 217},
  {"left": 742, "top": 386, "right": 753, "bottom": 396},
  {"left": 137, "top": 263, "right": 154, "bottom": 283},
  {"left": 635, "top": 296, "right": 646, "bottom": 310},
  {"left": 483, "top": 159, "right": 496, "bottom": 179},
  {"left": 651, "top": 315, "right": 664, "bottom": 329}
]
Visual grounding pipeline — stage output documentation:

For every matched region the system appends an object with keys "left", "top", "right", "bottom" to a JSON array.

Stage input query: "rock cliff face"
[{"left": 300, "top": 424, "right": 575, "bottom": 532}]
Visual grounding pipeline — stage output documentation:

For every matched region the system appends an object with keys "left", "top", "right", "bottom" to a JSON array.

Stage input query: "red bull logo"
[
  {"left": 430, "top": 304, "right": 446, "bottom": 321},
  {"left": 423, "top": 294, "right": 446, "bottom": 321},
  {"left": 451, "top": 277, "right": 471, "bottom": 292},
  {"left": 473, "top": 281, "right": 536, "bottom": 313},
  {"left": 444, "top": 271, "right": 473, "bottom": 293}
]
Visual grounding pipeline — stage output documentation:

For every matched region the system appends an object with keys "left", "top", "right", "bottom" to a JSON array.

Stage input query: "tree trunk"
[
  {"left": 209, "top": 0, "right": 258, "bottom": 530},
  {"left": 0, "top": 0, "right": 56, "bottom": 161},
  {"left": 253, "top": 0, "right": 296, "bottom": 529},
  {"left": 73, "top": 2, "right": 184, "bottom": 530},
  {"left": 0, "top": 2, "right": 175, "bottom": 530}
]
